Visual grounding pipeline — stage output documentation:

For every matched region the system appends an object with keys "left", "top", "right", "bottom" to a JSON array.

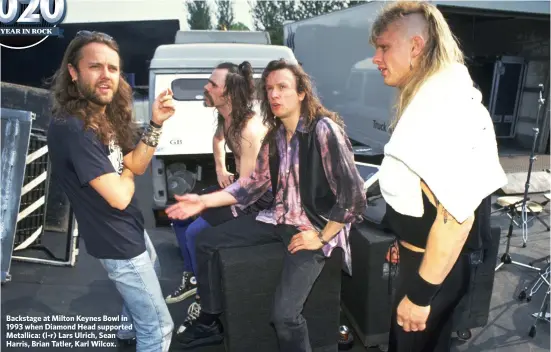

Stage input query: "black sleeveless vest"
[{"left": 268, "top": 119, "right": 336, "bottom": 231}]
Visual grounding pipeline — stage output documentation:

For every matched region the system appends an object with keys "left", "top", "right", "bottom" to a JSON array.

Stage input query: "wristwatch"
[{"left": 317, "top": 231, "right": 329, "bottom": 245}]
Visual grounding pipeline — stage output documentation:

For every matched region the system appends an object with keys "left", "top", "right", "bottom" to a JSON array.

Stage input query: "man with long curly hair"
[
  {"left": 166, "top": 61, "right": 273, "bottom": 330},
  {"left": 166, "top": 59, "right": 367, "bottom": 351},
  {"left": 47, "top": 31, "right": 177, "bottom": 352}
]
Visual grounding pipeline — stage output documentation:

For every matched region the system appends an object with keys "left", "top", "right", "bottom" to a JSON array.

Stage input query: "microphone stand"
[{"left": 520, "top": 83, "right": 546, "bottom": 247}]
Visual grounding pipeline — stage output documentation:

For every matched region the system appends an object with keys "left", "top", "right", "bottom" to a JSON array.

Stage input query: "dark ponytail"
[{"left": 238, "top": 61, "right": 253, "bottom": 81}]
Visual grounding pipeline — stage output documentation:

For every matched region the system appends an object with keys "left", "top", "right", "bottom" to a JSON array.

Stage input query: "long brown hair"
[
  {"left": 258, "top": 59, "right": 344, "bottom": 148},
  {"left": 215, "top": 61, "right": 256, "bottom": 155},
  {"left": 370, "top": 1, "right": 464, "bottom": 130},
  {"left": 48, "top": 31, "right": 135, "bottom": 151}
]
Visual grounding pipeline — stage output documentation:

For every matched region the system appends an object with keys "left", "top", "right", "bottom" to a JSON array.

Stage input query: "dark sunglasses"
[{"left": 76, "top": 30, "right": 113, "bottom": 41}]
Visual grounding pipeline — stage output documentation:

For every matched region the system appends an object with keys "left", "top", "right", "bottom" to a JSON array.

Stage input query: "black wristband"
[
  {"left": 150, "top": 120, "right": 162, "bottom": 129},
  {"left": 405, "top": 272, "right": 440, "bottom": 307}
]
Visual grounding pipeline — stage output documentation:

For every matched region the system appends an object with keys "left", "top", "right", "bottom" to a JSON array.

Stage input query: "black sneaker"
[
  {"left": 175, "top": 319, "right": 223, "bottom": 349},
  {"left": 165, "top": 272, "right": 197, "bottom": 304},
  {"left": 175, "top": 301, "right": 202, "bottom": 335}
]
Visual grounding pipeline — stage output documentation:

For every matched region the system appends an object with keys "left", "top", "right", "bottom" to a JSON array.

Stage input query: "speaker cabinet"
[
  {"left": 341, "top": 222, "right": 397, "bottom": 348},
  {"left": 219, "top": 243, "right": 343, "bottom": 352},
  {"left": 453, "top": 226, "right": 502, "bottom": 331}
]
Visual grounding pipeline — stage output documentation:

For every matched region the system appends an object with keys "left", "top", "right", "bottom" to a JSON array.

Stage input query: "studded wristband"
[{"left": 141, "top": 123, "right": 162, "bottom": 147}]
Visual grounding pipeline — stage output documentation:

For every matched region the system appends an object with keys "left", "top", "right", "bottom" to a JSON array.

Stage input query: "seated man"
[
  {"left": 166, "top": 59, "right": 367, "bottom": 351},
  {"left": 165, "top": 62, "right": 272, "bottom": 321}
]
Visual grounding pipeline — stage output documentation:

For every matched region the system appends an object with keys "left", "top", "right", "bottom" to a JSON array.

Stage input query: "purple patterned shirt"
[{"left": 225, "top": 117, "right": 366, "bottom": 273}]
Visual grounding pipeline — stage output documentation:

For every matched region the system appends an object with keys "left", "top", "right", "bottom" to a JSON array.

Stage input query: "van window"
[
  {"left": 171, "top": 77, "right": 262, "bottom": 101},
  {"left": 171, "top": 79, "right": 208, "bottom": 101}
]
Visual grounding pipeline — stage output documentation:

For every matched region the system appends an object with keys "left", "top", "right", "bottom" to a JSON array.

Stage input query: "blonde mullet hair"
[{"left": 370, "top": 1, "right": 464, "bottom": 130}]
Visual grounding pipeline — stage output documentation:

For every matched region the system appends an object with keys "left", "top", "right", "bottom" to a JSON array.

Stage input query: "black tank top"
[{"left": 384, "top": 192, "right": 437, "bottom": 249}]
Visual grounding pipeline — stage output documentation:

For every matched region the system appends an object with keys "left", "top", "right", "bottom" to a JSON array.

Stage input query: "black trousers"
[
  {"left": 195, "top": 213, "right": 325, "bottom": 352},
  {"left": 389, "top": 243, "right": 470, "bottom": 352}
]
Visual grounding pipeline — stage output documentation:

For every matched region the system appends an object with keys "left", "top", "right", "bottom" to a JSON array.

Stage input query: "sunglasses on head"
[{"left": 76, "top": 30, "right": 113, "bottom": 41}]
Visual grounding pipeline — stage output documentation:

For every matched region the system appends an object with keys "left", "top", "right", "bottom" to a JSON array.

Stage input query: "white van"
[{"left": 148, "top": 32, "right": 297, "bottom": 223}]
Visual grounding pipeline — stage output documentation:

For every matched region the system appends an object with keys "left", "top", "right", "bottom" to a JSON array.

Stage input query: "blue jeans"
[
  {"left": 172, "top": 216, "right": 211, "bottom": 275},
  {"left": 99, "top": 231, "right": 174, "bottom": 352}
]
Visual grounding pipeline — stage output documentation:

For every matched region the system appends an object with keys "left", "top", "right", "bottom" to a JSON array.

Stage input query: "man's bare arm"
[
  {"left": 200, "top": 190, "right": 238, "bottom": 208},
  {"left": 418, "top": 182, "right": 474, "bottom": 285},
  {"left": 124, "top": 88, "right": 175, "bottom": 175},
  {"left": 238, "top": 120, "right": 266, "bottom": 178},
  {"left": 89, "top": 168, "right": 135, "bottom": 210},
  {"left": 123, "top": 141, "right": 156, "bottom": 175},
  {"left": 213, "top": 124, "right": 227, "bottom": 173},
  {"left": 319, "top": 221, "right": 346, "bottom": 242}
]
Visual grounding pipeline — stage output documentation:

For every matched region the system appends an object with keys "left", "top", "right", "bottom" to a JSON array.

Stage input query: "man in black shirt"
[{"left": 47, "top": 31, "right": 175, "bottom": 352}]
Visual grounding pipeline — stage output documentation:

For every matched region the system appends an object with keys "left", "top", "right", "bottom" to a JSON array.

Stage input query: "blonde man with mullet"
[{"left": 371, "top": 2, "right": 507, "bottom": 351}]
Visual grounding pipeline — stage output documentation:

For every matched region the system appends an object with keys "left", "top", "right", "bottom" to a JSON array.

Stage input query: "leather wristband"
[
  {"left": 150, "top": 120, "right": 162, "bottom": 129},
  {"left": 405, "top": 272, "right": 440, "bottom": 307},
  {"left": 141, "top": 123, "right": 162, "bottom": 147}
]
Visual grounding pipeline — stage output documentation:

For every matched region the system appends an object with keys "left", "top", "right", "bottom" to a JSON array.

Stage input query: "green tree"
[
  {"left": 230, "top": 22, "right": 250, "bottom": 31},
  {"left": 280, "top": 0, "right": 302, "bottom": 23},
  {"left": 347, "top": 0, "right": 367, "bottom": 8},
  {"left": 249, "top": 0, "right": 301, "bottom": 45},
  {"left": 250, "top": 0, "right": 365, "bottom": 45},
  {"left": 216, "top": 0, "right": 234, "bottom": 30},
  {"left": 295, "top": 0, "right": 349, "bottom": 20},
  {"left": 187, "top": 0, "right": 213, "bottom": 30}
]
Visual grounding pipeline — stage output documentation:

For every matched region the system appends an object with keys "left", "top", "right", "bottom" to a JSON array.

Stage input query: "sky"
[
  {"left": 204, "top": 0, "right": 255, "bottom": 30},
  {"left": 62, "top": 0, "right": 255, "bottom": 29},
  {"left": 230, "top": 0, "right": 255, "bottom": 29}
]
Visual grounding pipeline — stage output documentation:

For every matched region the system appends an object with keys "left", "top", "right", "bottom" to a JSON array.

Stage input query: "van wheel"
[{"left": 456, "top": 329, "right": 472, "bottom": 341}]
